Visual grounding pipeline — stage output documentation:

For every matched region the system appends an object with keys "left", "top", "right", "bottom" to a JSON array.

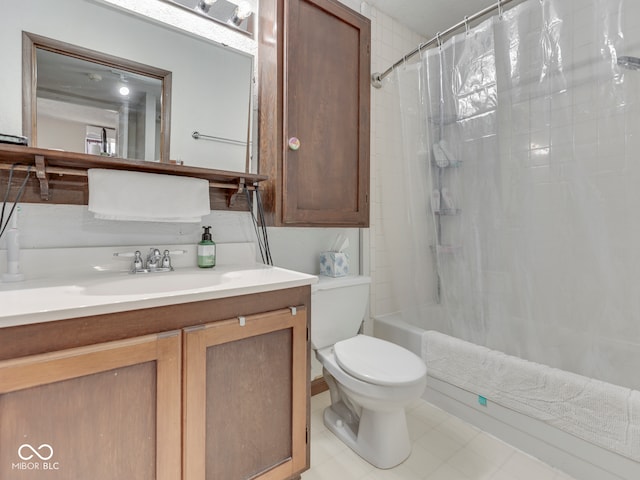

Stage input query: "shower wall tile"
[{"left": 369, "top": 6, "right": 427, "bottom": 320}]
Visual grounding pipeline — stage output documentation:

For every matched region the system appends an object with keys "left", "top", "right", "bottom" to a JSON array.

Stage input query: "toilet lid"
[{"left": 333, "top": 335, "right": 427, "bottom": 386}]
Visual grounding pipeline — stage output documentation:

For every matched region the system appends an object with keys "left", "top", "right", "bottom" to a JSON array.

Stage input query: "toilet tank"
[{"left": 311, "top": 275, "right": 371, "bottom": 350}]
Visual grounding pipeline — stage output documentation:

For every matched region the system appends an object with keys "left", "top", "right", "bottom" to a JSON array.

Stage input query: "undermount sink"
[{"left": 81, "top": 270, "right": 226, "bottom": 296}]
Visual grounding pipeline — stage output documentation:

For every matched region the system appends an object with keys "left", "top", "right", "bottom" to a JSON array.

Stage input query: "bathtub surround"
[
  {"left": 423, "top": 330, "right": 640, "bottom": 463},
  {"left": 374, "top": 312, "right": 640, "bottom": 480}
]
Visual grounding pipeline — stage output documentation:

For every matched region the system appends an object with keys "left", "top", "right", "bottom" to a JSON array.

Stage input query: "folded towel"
[{"left": 88, "top": 169, "right": 210, "bottom": 222}]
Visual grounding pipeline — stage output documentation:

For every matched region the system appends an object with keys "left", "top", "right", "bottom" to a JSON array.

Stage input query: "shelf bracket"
[
  {"left": 227, "top": 178, "right": 246, "bottom": 207},
  {"left": 35, "top": 155, "right": 50, "bottom": 201}
]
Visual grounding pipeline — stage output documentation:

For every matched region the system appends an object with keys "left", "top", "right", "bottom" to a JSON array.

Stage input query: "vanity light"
[
  {"left": 229, "top": 1, "right": 252, "bottom": 26},
  {"left": 195, "top": 0, "right": 217, "bottom": 13}
]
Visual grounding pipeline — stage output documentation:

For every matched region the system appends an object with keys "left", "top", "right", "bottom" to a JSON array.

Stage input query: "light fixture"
[
  {"left": 229, "top": 0, "right": 252, "bottom": 26},
  {"left": 118, "top": 73, "right": 130, "bottom": 96},
  {"left": 195, "top": 0, "right": 217, "bottom": 13}
]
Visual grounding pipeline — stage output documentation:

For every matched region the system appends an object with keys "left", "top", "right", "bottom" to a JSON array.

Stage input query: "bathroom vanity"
[{"left": 0, "top": 247, "right": 315, "bottom": 480}]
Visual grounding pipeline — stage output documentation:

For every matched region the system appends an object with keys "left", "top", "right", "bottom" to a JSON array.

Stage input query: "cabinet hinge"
[{"left": 306, "top": 426, "right": 309, "bottom": 444}]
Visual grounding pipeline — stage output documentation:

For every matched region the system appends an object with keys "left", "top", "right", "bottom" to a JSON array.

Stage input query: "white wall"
[{"left": 37, "top": 115, "right": 86, "bottom": 153}]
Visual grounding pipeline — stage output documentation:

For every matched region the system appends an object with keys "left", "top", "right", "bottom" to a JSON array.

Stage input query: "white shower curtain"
[{"left": 382, "top": 0, "right": 640, "bottom": 394}]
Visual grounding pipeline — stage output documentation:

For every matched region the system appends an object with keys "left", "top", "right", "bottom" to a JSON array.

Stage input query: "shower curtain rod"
[{"left": 371, "top": 0, "right": 518, "bottom": 88}]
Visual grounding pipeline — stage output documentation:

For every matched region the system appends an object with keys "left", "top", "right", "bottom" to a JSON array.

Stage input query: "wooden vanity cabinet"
[
  {"left": 183, "top": 306, "right": 308, "bottom": 480},
  {"left": 0, "top": 287, "right": 311, "bottom": 480},
  {"left": 259, "top": 0, "right": 371, "bottom": 227},
  {"left": 0, "top": 331, "right": 182, "bottom": 480}
]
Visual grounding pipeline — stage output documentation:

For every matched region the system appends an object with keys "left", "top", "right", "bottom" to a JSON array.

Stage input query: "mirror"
[
  {"left": 25, "top": 33, "right": 170, "bottom": 162},
  {"left": 3, "top": 0, "right": 255, "bottom": 173}
]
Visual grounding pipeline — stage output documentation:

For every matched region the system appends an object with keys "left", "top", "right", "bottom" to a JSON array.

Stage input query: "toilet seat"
[{"left": 333, "top": 335, "right": 427, "bottom": 387}]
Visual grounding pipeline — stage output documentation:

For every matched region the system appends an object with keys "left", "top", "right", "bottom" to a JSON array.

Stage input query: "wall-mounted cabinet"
[{"left": 259, "top": 0, "right": 371, "bottom": 227}]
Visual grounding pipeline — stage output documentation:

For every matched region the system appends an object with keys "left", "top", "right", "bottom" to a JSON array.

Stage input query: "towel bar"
[{"left": 191, "top": 131, "right": 247, "bottom": 146}]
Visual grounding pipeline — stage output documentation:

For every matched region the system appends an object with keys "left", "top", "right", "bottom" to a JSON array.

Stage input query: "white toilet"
[{"left": 311, "top": 275, "right": 427, "bottom": 469}]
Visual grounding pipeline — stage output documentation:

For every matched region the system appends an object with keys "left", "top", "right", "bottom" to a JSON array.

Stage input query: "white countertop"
[{"left": 0, "top": 243, "right": 317, "bottom": 329}]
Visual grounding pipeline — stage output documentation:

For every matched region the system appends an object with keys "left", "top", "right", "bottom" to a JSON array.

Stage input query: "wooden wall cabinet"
[
  {"left": 0, "top": 290, "right": 310, "bottom": 480},
  {"left": 259, "top": 0, "right": 371, "bottom": 227}
]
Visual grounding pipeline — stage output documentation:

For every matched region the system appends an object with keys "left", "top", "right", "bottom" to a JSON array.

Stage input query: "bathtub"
[
  {"left": 371, "top": 311, "right": 424, "bottom": 357},
  {"left": 372, "top": 312, "right": 640, "bottom": 480}
]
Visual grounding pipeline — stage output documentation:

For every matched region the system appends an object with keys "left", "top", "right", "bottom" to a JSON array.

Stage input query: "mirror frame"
[{"left": 22, "top": 31, "right": 173, "bottom": 163}]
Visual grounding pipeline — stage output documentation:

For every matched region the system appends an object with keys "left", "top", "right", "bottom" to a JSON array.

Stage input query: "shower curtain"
[{"left": 382, "top": 0, "right": 640, "bottom": 394}]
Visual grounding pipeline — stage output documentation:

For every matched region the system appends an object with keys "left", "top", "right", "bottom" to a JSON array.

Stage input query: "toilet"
[{"left": 311, "top": 275, "right": 427, "bottom": 469}]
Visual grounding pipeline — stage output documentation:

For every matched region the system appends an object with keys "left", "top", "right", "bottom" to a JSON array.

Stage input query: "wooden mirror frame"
[{"left": 22, "top": 32, "right": 173, "bottom": 163}]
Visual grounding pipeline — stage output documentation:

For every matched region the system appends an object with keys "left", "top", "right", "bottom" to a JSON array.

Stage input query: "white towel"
[{"left": 88, "top": 169, "right": 210, "bottom": 222}]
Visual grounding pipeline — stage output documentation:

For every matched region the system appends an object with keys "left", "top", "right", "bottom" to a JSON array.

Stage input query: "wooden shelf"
[{"left": 0, "top": 144, "right": 268, "bottom": 211}]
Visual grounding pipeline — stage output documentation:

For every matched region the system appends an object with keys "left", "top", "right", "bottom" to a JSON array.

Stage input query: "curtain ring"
[
  {"left": 464, "top": 15, "right": 470, "bottom": 35},
  {"left": 497, "top": 0, "right": 504, "bottom": 19},
  {"left": 436, "top": 32, "right": 442, "bottom": 49}
]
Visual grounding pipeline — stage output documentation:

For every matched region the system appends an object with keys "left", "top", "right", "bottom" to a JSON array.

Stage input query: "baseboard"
[
  {"left": 311, "top": 377, "right": 328, "bottom": 396},
  {"left": 425, "top": 376, "right": 639, "bottom": 480}
]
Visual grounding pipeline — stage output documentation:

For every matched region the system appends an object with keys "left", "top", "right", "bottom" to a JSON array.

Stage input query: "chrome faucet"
[
  {"left": 146, "top": 248, "right": 162, "bottom": 271},
  {"left": 114, "top": 248, "right": 185, "bottom": 274}
]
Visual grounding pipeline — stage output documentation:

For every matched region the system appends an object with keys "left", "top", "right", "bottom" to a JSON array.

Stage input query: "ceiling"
[{"left": 366, "top": 0, "right": 505, "bottom": 39}]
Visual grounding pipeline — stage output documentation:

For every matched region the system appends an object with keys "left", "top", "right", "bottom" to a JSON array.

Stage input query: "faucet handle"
[
  {"left": 133, "top": 250, "right": 144, "bottom": 272},
  {"left": 113, "top": 250, "right": 145, "bottom": 273},
  {"left": 161, "top": 250, "right": 173, "bottom": 270}
]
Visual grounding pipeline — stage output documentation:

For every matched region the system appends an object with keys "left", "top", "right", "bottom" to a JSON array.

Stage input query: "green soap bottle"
[{"left": 197, "top": 226, "right": 216, "bottom": 268}]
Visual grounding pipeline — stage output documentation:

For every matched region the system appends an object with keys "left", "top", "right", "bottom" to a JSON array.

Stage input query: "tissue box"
[{"left": 320, "top": 251, "right": 349, "bottom": 277}]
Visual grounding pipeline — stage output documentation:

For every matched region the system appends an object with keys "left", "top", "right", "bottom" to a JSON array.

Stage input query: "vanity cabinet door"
[
  {"left": 183, "top": 307, "right": 309, "bottom": 480},
  {"left": 0, "top": 331, "right": 182, "bottom": 480}
]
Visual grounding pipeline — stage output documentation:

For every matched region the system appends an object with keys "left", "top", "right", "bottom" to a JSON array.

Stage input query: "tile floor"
[{"left": 303, "top": 391, "right": 577, "bottom": 480}]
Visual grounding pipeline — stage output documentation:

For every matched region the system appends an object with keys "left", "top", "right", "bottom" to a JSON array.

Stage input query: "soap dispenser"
[{"left": 197, "top": 226, "right": 216, "bottom": 268}]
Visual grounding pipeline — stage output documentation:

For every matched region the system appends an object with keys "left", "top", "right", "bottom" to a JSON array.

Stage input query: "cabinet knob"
[{"left": 288, "top": 137, "right": 300, "bottom": 151}]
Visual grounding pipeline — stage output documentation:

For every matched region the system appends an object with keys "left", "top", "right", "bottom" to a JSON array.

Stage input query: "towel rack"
[
  {"left": 0, "top": 144, "right": 267, "bottom": 209},
  {"left": 192, "top": 131, "right": 247, "bottom": 146}
]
